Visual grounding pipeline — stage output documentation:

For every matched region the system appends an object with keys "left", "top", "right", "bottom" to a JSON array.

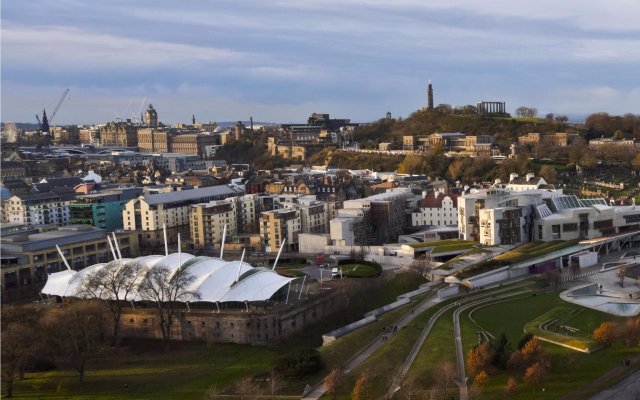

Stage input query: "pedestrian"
[{"left": 411, "top": 308, "right": 414, "bottom": 315}]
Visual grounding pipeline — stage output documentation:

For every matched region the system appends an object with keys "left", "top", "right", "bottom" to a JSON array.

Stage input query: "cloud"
[{"left": 1, "top": 24, "right": 250, "bottom": 70}]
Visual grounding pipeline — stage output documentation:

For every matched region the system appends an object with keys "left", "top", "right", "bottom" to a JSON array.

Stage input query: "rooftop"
[{"left": 142, "top": 185, "right": 242, "bottom": 205}]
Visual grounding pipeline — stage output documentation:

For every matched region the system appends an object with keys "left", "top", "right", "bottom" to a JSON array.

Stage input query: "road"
[{"left": 587, "top": 368, "right": 640, "bottom": 400}]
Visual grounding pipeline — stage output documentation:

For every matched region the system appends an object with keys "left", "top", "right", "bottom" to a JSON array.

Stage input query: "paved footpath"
[{"left": 301, "top": 290, "right": 445, "bottom": 399}]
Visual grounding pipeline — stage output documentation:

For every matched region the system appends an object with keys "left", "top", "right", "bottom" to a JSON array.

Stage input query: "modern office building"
[
  {"left": 69, "top": 187, "right": 142, "bottom": 230},
  {"left": 0, "top": 225, "right": 137, "bottom": 302}
]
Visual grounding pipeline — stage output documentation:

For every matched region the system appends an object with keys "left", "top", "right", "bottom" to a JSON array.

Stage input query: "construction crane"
[
  {"left": 35, "top": 114, "right": 42, "bottom": 130},
  {"left": 49, "top": 88, "right": 70, "bottom": 125}
]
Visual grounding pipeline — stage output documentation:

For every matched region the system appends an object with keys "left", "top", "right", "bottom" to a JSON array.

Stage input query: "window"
[{"left": 562, "top": 223, "right": 577, "bottom": 232}]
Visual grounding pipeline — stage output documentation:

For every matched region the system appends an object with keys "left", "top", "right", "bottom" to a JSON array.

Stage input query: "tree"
[
  {"left": 79, "top": 259, "right": 143, "bottom": 345},
  {"left": 137, "top": 265, "right": 199, "bottom": 349},
  {"left": 489, "top": 332, "right": 511, "bottom": 369},
  {"left": 620, "top": 319, "right": 640, "bottom": 347},
  {"left": 267, "top": 370, "right": 284, "bottom": 400},
  {"left": 433, "top": 361, "right": 456, "bottom": 397},
  {"left": 538, "top": 165, "right": 557, "bottom": 184},
  {"left": 593, "top": 322, "right": 617, "bottom": 347},
  {"left": 45, "top": 301, "right": 106, "bottom": 383},
  {"left": 234, "top": 377, "right": 263, "bottom": 400},
  {"left": 517, "top": 332, "right": 534, "bottom": 350},
  {"left": 325, "top": 368, "right": 345, "bottom": 400},
  {"left": 408, "top": 256, "right": 432, "bottom": 280},
  {"left": 618, "top": 266, "right": 627, "bottom": 287},
  {"left": 516, "top": 107, "right": 538, "bottom": 118},
  {"left": 1, "top": 306, "right": 45, "bottom": 398},
  {"left": 555, "top": 115, "right": 569, "bottom": 123},
  {"left": 540, "top": 269, "right": 561, "bottom": 290},
  {"left": 523, "top": 361, "right": 548, "bottom": 390},
  {"left": 275, "top": 349, "right": 324, "bottom": 378},
  {"left": 203, "top": 385, "right": 222, "bottom": 400},
  {"left": 505, "top": 376, "right": 518, "bottom": 395},
  {"left": 521, "top": 337, "right": 545, "bottom": 366},
  {"left": 467, "top": 342, "right": 492, "bottom": 376},
  {"left": 351, "top": 372, "right": 371, "bottom": 400},
  {"left": 473, "top": 370, "right": 489, "bottom": 387}
]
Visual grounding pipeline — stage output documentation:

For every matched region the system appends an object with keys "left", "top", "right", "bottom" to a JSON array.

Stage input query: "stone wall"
[{"left": 119, "top": 292, "right": 342, "bottom": 345}]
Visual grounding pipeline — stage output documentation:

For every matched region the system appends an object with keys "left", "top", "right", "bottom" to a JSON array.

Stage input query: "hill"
[{"left": 353, "top": 110, "right": 571, "bottom": 149}]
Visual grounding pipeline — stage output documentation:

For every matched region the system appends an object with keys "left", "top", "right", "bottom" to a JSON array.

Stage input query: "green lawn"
[
  {"left": 7, "top": 340, "right": 278, "bottom": 399},
  {"left": 460, "top": 292, "right": 640, "bottom": 400},
  {"left": 523, "top": 306, "right": 599, "bottom": 352},
  {"left": 339, "top": 263, "right": 381, "bottom": 278},
  {"left": 493, "top": 241, "right": 579, "bottom": 264}
]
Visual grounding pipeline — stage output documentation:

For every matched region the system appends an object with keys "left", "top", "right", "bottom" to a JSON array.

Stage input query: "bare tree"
[
  {"left": 202, "top": 385, "right": 222, "bottom": 400},
  {"left": 433, "top": 361, "right": 456, "bottom": 397},
  {"left": 2, "top": 323, "right": 36, "bottom": 398},
  {"left": 137, "top": 265, "right": 199, "bottom": 349},
  {"left": 515, "top": 107, "right": 538, "bottom": 118},
  {"left": 234, "top": 377, "right": 264, "bottom": 400},
  {"left": 44, "top": 301, "right": 107, "bottom": 383},
  {"left": 79, "top": 259, "right": 143, "bottom": 345},
  {"left": 408, "top": 255, "right": 433, "bottom": 280},
  {"left": 267, "top": 369, "right": 284, "bottom": 400},
  {"left": 618, "top": 267, "right": 627, "bottom": 287}
]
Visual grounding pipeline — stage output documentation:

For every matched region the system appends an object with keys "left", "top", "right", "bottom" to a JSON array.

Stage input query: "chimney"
[
  {"left": 526, "top": 172, "right": 535, "bottom": 182},
  {"left": 509, "top": 173, "right": 518, "bottom": 182}
]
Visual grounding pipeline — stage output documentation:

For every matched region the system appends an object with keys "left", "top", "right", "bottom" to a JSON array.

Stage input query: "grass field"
[
  {"left": 523, "top": 306, "right": 599, "bottom": 352},
  {"left": 339, "top": 263, "right": 381, "bottom": 278},
  {"left": 460, "top": 291, "right": 639, "bottom": 400},
  {"left": 7, "top": 340, "right": 278, "bottom": 400},
  {"left": 406, "top": 239, "right": 475, "bottom": 253}
]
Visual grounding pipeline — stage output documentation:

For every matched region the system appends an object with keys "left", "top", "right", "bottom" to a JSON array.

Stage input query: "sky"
[{"left": 2, "top": 0, "right": 639, "bottom": 125}]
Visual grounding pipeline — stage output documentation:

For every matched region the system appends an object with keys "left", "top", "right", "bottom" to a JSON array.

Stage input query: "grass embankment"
[
  {"left": 457, "top": 240, "right": 579, "bottom": 279},
  {"left": 524, "top": 306, "right": 599, "bottom": 352},
  {"left": 459, "top": 291, "right": 639, "bottom": 400},
  {"left": 406, "top": 239, "right": 475, "bottom": 253},
  {"left": 437, "top": 247, "right": 492, "bottom": 271},
  {"left": 339, "top": 263, "right": 381, "bottom": 278}
]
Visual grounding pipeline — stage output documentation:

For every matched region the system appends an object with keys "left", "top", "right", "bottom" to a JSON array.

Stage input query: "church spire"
[{"left": 41, "top": 109, "right": 50, "bottom": 133}]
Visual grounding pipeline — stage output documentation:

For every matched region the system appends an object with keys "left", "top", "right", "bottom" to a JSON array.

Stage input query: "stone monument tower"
[{"left": 427, "top": 81, "right": 434, "bottom": 111}]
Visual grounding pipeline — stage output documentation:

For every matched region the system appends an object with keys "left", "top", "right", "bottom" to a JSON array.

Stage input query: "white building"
[
  {"left": 503, "top": 173, "right": 550, "bottom": 191},
  {"left": 411, "top": 191, "right": 458, "bottom": 227},
  {"left": 458, "top": 188, "right": 562, "bottom": 245},
  {"left": 3, "top": 192, "right": 74, "bottom": 226},
  {"left": 534, "top": 196, "right": 640, "bottom": 241}
]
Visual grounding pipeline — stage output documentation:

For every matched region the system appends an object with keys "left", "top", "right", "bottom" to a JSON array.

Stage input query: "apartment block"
[
  {"left": 260, "top": 209, "right": 301, "bottom": 252},
  {"left": 3, "top": 192, "right": 75, "bottom": 226},
  {"left": 123, "top": 185, "right": 243, "bottom": 248},
  {"left": 190, "top": 194, "right": 261, "bottom": 250}
]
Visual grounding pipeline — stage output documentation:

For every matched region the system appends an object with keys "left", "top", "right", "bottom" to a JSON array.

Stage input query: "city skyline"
[{"left": 2, "top": 0, "right": 639, "bottom": 125}]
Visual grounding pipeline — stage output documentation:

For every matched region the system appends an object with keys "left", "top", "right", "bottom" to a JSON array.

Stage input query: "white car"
[{"left": 331, "top": 267, "right": 339, "bottom": 278}]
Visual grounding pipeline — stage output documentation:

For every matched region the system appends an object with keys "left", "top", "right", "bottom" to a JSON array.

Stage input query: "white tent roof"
[{"left": 41, "top": 253, "right": 295, "bottom": 303}]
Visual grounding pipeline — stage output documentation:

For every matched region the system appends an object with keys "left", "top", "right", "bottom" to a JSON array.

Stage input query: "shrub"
[{"left": 274, "top": 348, "right": 324, "bottom": 378}]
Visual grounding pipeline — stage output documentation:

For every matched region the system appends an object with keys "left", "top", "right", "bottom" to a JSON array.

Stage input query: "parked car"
[{"left": 331, "top": 267, "right": 339, "bottom": 278}]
